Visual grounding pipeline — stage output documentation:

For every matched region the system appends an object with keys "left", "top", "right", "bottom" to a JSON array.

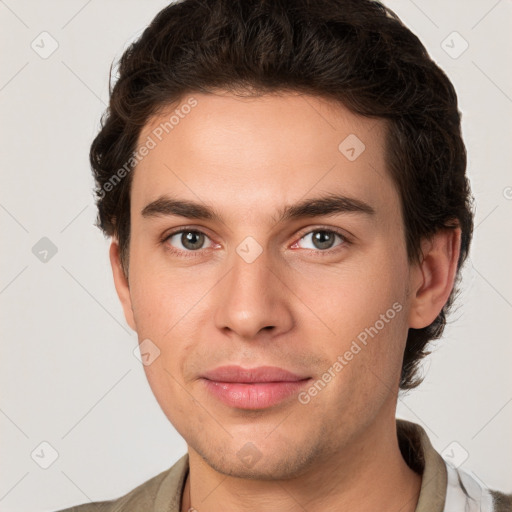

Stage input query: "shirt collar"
[{"left": 154, "top": 419, "right": 494, "bottom": 512}]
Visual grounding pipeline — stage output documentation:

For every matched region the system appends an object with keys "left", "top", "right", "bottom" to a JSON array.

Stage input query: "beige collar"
[{"left": 155, "top": 419, "right": 449, "bottom": 512}]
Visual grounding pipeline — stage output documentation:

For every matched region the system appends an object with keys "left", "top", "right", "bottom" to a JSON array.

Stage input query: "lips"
[
  {"left": 202, "top": 365, "right": 309, "bottom": 383},
  {"left": 201, "top": 365, "right": 311, "bottom": 409}
]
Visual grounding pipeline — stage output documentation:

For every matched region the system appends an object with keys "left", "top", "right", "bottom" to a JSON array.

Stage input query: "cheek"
[
  {"left": 298, "top": 248, "right": 407, "bottom": 336},
  {"left": 307, "top": 246, "right": 409, "bottom": 385},
  {"left": 128, "top": 253, "right": 203, "bottom": 338},
  {"left": 140, "top": 356, "right": 197, "bottom": 432}
]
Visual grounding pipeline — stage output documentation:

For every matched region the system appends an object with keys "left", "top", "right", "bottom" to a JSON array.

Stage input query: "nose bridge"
[{"left": 212, "top": 240, "right": 293, "bottom": 339}]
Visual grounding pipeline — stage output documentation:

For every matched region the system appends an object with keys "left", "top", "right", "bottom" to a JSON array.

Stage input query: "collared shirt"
[{"left": 55, "top": 419, "right": 511, "bottom": 512}]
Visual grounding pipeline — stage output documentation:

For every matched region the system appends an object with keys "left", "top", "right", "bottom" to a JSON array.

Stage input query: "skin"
[{"left": 109, "top": 91, "right": 461, "bottom": 512}]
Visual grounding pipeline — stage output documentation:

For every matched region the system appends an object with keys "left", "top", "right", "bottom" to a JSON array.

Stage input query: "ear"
[
  {"left": 109, "top": 239, "right": 136, "bottom": 331},
  {"left": 408, "top": 227, "right": 462, "bottom": 329}
]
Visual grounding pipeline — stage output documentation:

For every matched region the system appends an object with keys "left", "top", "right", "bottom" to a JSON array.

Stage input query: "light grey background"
[{"left": 1, "top": 1, "right": 511, "bottom": 511}]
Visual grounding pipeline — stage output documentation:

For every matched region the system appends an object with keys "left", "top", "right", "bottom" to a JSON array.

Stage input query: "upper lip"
[{"left": 201, "top": 365, "right": 310, "bottom": 383}]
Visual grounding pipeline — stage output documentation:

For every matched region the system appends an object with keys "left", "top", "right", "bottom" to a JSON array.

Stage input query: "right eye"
[{"left": 164, "top": 229, "right": 215, "bottom": 253}]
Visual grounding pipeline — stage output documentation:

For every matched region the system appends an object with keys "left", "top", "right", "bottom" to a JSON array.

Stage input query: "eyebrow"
[{"left": 141, "top": 193, "right": 375, "bottom": 224}]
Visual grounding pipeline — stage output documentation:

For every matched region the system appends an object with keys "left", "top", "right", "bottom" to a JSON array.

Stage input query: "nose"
[{"left": 212, "top": 243, "right": 294, "bottom": 340}]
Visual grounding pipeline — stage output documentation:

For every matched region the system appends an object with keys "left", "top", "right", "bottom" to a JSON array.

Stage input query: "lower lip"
[{"left": 202, "top": 379, "right": 311, "bottom": 409}]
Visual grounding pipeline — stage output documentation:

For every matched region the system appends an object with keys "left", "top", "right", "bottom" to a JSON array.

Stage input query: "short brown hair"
[{"left": 90, "top": 0, "right": 474, "bottom": 390}]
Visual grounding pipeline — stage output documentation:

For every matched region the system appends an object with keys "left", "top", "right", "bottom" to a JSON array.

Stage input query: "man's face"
[{"left": 116, "top": 91, "right": 416, "bottom": 479}]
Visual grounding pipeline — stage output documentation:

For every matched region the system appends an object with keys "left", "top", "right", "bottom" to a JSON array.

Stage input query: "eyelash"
[{"left": 160, "top": 226, "right": 351, "bottom": 259}]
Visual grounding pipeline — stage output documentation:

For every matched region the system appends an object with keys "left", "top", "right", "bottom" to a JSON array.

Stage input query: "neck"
[{"left": 180, "top": 418, "right": 422, "bottom": 512}]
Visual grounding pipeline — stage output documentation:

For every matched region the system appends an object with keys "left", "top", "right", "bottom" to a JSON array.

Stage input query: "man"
[{"left": 58, "top": 0, "right": 511, "bottom": 510}]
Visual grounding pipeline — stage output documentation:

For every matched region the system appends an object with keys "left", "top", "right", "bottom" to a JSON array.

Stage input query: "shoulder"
[
  {"left": 490, "top": 489, "right": 512, "bottom": 512},
  {"left": 54, "top": 469, "right": 170, "bottom": 512},
  {"left": 396, "top": 419, "right": 512, "bottom": 512},
  {"left": 54, "top": 454, "right": 189, "bottom": 512}
]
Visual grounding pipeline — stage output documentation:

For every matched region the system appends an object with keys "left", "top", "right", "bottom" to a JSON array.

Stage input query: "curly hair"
[{"left": 90, "top": 0, "right": 474, "bottom": 390}]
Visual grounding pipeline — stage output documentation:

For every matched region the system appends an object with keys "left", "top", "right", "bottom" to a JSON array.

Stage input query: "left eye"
[
  {"left": 166, "top": 230, "right": 214, "bottom": 251},
  {"left": 295, "top": 230, "right": 345, "bottom": 251}
]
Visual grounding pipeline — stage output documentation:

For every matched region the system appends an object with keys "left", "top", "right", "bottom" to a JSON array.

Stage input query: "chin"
[{"left": 191, "top": 435, "right": 324, "bottom": 481}]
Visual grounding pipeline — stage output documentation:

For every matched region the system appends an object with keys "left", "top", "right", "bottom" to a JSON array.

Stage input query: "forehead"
[{"left": 131, "top": 91, "right": 398, "bottom": 223}]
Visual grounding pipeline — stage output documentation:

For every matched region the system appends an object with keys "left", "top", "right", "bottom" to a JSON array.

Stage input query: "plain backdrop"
[{"left": 1, "top": 1, "right": 511, "bottom": 511}]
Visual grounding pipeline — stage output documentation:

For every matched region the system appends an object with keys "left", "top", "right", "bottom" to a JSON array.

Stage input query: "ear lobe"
[
  {"left": 109, "top": 239, "right": 136, "bottom": 331},
  {"left": 408, "top": 227, "right": 462, "bottom": 329}
]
